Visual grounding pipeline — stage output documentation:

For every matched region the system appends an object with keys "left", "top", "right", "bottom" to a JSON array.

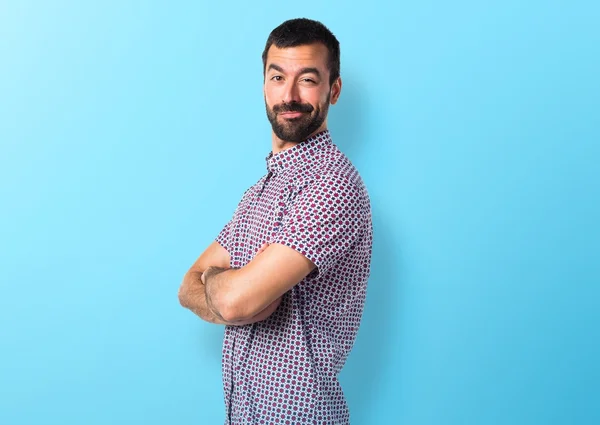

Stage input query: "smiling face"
[{"left": 264, "top": 43, "right": 341, "bottom": 146}]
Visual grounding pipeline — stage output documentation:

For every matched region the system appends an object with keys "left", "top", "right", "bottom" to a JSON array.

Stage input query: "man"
[{"left": 178, "top": 18, "right": 373, "bottom": 425}]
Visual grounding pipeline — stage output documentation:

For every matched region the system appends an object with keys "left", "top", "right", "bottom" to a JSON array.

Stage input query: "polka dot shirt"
[{"left": 215, "top": 130, "right": 373, "bottom": 424}]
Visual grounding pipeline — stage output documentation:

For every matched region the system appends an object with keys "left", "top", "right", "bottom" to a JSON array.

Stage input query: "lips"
[{"left": 279, "top": 112, "right": 305, "bottom": 118}]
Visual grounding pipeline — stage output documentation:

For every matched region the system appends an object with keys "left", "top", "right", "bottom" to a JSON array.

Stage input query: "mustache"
[{"left": 273, "top": 102, "right": 314, "bottom": 114}]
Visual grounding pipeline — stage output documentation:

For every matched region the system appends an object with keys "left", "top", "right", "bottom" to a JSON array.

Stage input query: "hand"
[{"left": 201, "top": 266, "right": 228, "bottom": 285}]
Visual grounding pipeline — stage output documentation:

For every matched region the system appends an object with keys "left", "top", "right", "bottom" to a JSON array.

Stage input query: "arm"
[
  {"left": 178, "top": 241, "right": 282, "bottom": 325},
  {"left": 202, "top": 176, "right": 366, "bottom": 323},
  {"left": 203, "top": 243, "right": 316, "bottom": 323},
  {"left": 179, "top": 269, "right": 229, "bottom": 324}
]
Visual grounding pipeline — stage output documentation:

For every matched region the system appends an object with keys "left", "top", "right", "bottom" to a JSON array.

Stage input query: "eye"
[
  {"left": 271, "top": 75, "right": 283, "bottom": 81},
  {"left": 301, "top": 78, "right": 316, "bottom": 84}
]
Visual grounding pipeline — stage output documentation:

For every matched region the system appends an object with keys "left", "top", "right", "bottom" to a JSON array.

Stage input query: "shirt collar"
[{"left": 265, "top": 130, "right": 332, "bottom": 175}]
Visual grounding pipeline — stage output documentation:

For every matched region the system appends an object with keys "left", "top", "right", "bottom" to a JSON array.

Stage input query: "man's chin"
[{"left": 273, "top": 129, "right": 308, "bottom": 143}]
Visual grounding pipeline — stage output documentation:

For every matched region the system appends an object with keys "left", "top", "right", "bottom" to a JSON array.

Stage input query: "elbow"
[
  {"left": 213, "top": 291, "right": 258, "bottom": 323},
  {"left": 178, "top": 283, "right": 188, "bottom": 308},
  {"left": 219, "top": 309, "right": 240, "bottom": 323},
  {"left": 217, "top": 295, "right": 278, "bottom": 323},
  {"left": 215, "top": 296, "right": 246, "bottom": 323},
  {"left": 178, "top": 273, "right": 193, "bottom": 308}
]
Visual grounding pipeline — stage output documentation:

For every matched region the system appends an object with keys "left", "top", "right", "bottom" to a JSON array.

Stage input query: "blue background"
[{"left": 1, "top": 1, "right": 598, "bottom": 424}]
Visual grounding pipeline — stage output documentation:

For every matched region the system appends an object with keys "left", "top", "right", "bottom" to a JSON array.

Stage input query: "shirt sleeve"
[
  {"left": 214, "top": 185, "right": 254, "bottom": 252},
  {"left": 215, "top": 219, "right": 232, "bottom": 252},
  {"left": 271, "top": 174, "right": 366, "bottom": 277}
]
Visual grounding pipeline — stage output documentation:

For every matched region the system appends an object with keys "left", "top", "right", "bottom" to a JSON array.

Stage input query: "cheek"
[
  {"left": 316, "top": 88, "right": 331, "bottom": 105},
  {"left": 265, "top": 87, "right": 285, "bottom": 107},
  {"left": 264, "top": 84, "right": 275, "bottom": 99},
  {"left": 264, "top": 93, "right": 276, "bottom": 109},
  {"left": 298, "top": 89, "right": 322, "bottom": 108}
]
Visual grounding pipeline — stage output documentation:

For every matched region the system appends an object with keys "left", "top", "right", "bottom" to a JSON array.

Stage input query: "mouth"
[{"left": 279, "top": 112, "right": 305, "bottom": 119}]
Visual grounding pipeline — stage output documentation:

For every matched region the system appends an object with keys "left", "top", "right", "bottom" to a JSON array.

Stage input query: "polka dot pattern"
[{"left": 215, "top": 130, "right": 373, "bottom": 424}]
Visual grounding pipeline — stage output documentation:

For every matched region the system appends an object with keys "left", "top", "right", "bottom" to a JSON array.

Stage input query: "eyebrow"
[{"left": 267, "top": 64, "right": 321, "bottom": 78}]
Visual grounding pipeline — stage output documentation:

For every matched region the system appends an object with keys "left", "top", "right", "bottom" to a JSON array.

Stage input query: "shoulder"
[
  {"left": 290, "top": 155, "right": 371, "bottom": 225},
  {"left": 303, "top": 144, "right": 370, "bottom": 201}
]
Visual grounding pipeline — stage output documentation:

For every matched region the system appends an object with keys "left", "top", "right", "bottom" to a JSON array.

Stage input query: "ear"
[{"left": 329, "top": 77, "right": 342, "bottom": 105}]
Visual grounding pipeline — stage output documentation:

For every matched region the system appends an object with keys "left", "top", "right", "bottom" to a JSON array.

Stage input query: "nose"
[{"left": 281, "top": 80, "right": 301, "bottom": 104}]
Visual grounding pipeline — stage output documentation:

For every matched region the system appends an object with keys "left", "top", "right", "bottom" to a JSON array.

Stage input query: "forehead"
[{"left": 265, "top": 43, "right": 329, "bottom": 73}]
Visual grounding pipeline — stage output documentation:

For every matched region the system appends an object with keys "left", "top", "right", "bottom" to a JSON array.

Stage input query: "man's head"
[{"left": 262, "top": 18, "right": 342, "bottom": 144}]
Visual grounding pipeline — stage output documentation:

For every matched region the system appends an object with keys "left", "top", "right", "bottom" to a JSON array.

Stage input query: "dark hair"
[{"left": 262, "top": 18, "right": 340, "bottom": 86}]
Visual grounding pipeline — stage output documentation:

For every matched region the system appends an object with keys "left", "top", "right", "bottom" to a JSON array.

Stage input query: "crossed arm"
[{"left": 178, "top": 241, "right": 316, "bottom": 325}]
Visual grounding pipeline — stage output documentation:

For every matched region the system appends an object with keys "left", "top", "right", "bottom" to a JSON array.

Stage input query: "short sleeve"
[
  {"left": 214, "top": 185, "right": 254, "bottom": 252},
  {"left": 215, "top": 219, "right": 232, "bottom": 252},
  {"left": 271, "top": 174, "right": 366, "bottom": 277}
]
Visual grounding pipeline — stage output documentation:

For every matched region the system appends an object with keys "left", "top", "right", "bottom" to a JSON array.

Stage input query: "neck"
[{"left": 271, "top": 122, "right": 328, "bottom": 155}]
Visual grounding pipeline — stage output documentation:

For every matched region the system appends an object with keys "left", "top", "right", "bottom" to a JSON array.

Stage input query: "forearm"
[
  {"left": 179, "top": 270, "right": 281, "bottom": 325},
  {"left": 236, "top": 296, "right": 282, "bottom": 324},
  {"left": 179, "top": 271, "right": 229, "bottom": 324}
]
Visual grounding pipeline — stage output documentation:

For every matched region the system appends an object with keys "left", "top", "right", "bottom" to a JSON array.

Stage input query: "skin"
[
  {"left": 264, "top": 43, "right": 342, "bottom": 154},
  {"left": 178, "top": 42, "right": 342, "bottom": 324},
  {"left": 178, "top": 242, "right": 282, "bottom": 325}
]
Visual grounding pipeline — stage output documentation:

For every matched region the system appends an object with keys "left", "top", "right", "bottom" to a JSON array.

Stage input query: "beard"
[{"left": 265, "top": 92, "right": 330, "bottom": 143}]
